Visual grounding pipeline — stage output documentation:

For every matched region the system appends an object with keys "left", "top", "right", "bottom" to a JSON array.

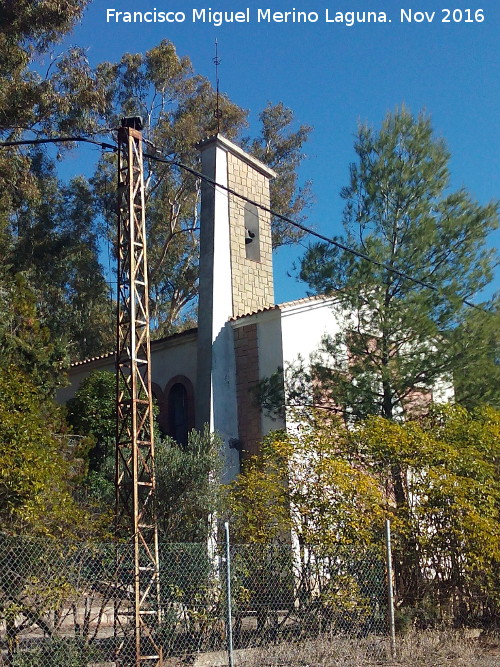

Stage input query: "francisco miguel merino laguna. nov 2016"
[{"left": 105, "top": 8, "right": 392, "bottom": 26}]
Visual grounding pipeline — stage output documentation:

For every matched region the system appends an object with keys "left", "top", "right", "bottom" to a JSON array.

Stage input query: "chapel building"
[{"left": 58, "top": 135, "right": 451, "bottom": 481}]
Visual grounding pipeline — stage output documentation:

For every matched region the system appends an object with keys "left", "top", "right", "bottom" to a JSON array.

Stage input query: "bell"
[{"left": 245, "top": 228, "right": 255, "bottom": 244}]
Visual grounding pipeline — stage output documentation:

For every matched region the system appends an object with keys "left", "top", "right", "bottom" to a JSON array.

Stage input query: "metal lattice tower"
[{"left": 115, "top": 121, "right": 162, "bottom": 667}]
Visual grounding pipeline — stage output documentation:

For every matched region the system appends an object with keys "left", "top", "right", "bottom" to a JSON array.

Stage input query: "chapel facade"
[
  {"left": 59, "top": 135, "right": 451, "bottom": 481},
  {"left": 59, "top": 135, "right": 343, "bottom": 481}
]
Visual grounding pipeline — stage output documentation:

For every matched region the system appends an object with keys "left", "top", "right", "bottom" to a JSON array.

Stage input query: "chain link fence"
[{"left": 0, "top": 532, "right": 389, "bottom": 666}]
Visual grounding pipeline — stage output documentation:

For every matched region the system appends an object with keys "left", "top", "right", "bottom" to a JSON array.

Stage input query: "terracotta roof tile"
[
  {"left": 71, "top": 327, "right": 198, "bottom": 368},
  {"left": 229, "top": 294, "right": 332, "bottom": 321}
]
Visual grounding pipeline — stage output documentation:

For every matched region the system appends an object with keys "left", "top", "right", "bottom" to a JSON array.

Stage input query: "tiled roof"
[
  {"left": 71, "top": 295, "right": 335, "bottom": 368},
  {"left": 229, "top": 294, "right": 333, "bottom": 321},
  {"left": 70, "top": 327, "right": 198, "bottom": 368},
  {"left": 71, "top": 351, "right": 114, "bottom": 368}
]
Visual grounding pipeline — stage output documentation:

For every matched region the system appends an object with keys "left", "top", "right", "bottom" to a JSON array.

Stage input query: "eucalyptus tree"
[
  {"left": 0, "top": 0, "right": 116, "bottom": 361},
  {"left": 90, "top": 42, "right": 312, "bottom": 334},
  {"left": 2, "top": 11, "right": 312, "bottom": 352}
]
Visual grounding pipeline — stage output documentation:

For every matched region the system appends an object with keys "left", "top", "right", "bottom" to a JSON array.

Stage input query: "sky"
[{"left": 58, "top": 0, "right": 499, "bottom": 303}]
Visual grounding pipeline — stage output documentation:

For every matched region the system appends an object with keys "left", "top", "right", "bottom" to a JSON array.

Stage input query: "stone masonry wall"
[{"left": 226, "top": 151, "right": 274, "bottom": 317}]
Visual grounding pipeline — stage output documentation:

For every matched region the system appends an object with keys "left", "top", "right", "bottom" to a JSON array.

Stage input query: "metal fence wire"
[{"left": 0, "top": 533, "right": 389, "bottom": 666}]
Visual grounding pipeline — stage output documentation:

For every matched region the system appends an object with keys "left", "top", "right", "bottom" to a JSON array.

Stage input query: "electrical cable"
[
  {"left": 0, "top": 135, "right": 493, "bottom": 313},
  {"left": 0, "top": 136, "right": 117, "bottom": 151},
  {"left": 143, "top": 149, "right": 490, "bottom": 313}
]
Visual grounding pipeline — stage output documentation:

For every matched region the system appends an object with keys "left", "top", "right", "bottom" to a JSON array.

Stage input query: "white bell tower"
[{"left": 195, "top": 134, "right": 276, "bottom": 480}]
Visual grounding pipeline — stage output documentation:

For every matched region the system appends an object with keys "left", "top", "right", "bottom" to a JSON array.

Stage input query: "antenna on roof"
[{"left": 213, "top": 39, "right": 222, "bottom": 133}]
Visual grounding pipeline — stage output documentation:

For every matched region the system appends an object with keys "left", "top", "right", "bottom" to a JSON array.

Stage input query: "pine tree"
[{"left": 300, "top": 108, "right": 498, "bottom": 419}]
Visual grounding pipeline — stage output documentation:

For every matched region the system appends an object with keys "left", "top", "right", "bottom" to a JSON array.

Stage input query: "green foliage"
[
  {"left": 0, "top": 3, "right": 114, "bottom": 361},
  {"left": 158, "top": 543, "right": 224, "bottom": 653},
  {"left": 227, "top": 416, "right": 386, "bottom": 634},
  {"left": 0, "top": 536, "right": 116, "bottom": 665},
  {"left": 291, "top": 109, "right": 499, "bottom": 625},
  {"left": 0, "top": 0, "right": 106, "bottom": 139},
  {"left": 229, "top": 405, "right": 500, "bottom": 626},
  {"left": 244, "top": 102, "right": 313, "bottom": 247},
  {"left": 300, "top": 107, "right": 498, "bottom": 419},
  {"left": 227, "top": 414, "right": 384, "bottom": 547},
  {"left": 0, "top": 2, "right": 110, "bottom": 246},
  {"left": 67, "top": 370, "right": 116, "bottom": 473},
  {"left": 2, "top": 2, "right": 311, "bottom": 345},
  {"left": 226, "top": 433, "right": 292, "bottom": 543},
  {"left": 156, "top": 427, "right": 223, "bottom": 542},
  {"left": 12, "top": 638, "right": 98, "bottom": 667},
  {"left": 0, "top": 1, "right": 88, "bottom": 58},
  {"left": 0, "top": 367, "right": 93, "bottom": 537},
  {"left": 68, "top": 370, "right": 223, "bottom": 541},
  {"left": 8, "top": 152, "right": 114, "bottom": 361},
  {"left": 0, "top": 271, "right": 68, "bottom": 393},
  {"left": 66, "top": 369, "right": 116, "bottom": 516},
  {"left": 353, "top": 404, "right": 500, "bottom": 623},
  {"left": 453, "top": 297, "right": 500, "bottom": 410}
]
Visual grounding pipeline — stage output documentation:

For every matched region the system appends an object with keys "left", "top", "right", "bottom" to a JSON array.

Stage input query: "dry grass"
[{"left": 236, "top": 630, "right": 500, "bottom": 666}]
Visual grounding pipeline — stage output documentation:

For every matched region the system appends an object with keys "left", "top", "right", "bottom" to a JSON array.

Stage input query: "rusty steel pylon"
[{"left": 115, "top": 119, "right": 162, "bottom": 667}]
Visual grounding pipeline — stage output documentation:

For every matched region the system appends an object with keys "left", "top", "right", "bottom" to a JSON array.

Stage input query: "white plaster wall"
[
  {"left": 209, "top": 145, "right": 240, "bottom": 481},
  {"left": 431, "top": 375, "right": 455, "bottom": 404},
  {"left": 212, "top": 323, "right": 240, "bottom": 483},
  {"left": 279, "top": 297, "right": 344, "bottom": 429},
  {"left": 253, "top": 310, "right": 285, "bottom": 436},
  {"left": 150, "top": 336, "right": 197, "bottom": 393},
  {"left": 210, "top": 144, "right": 233, "bottom": 339},
  {"left": 280, "top": 297, "right": 343, "bottom": 370},
  {"left": 242, "top": 297, "right": 345, "bottom": 437},
  {"left": 56, "top": 357, "right": 115, "bottom": 403},
  {"left": 197, "top": 139, "right": 240, "bottom": 482},
  {"left": 56, "top": 333, "right": 198, "bottom": 404}
]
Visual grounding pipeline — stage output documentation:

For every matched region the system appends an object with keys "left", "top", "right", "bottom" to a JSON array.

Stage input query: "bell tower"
[
  {"left": 196, "top": 134, "right": 276, "bottom": 480},
  {"left": 197, "top": 134, "right": 275, "bottom": 318}
]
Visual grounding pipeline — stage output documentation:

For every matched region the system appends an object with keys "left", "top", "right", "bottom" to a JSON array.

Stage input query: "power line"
[
  {"left": 1, "top": 135, "right": 492, "bottom": 313},
  {"left": 0, "top": 136, "right": 117, "bottom": 151},
  {"left": 143, "top": 150, "right": 489, "bottom": 313}
]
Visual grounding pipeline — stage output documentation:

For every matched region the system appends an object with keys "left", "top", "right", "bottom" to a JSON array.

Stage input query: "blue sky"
[{"left": 59, "top": 0, "right": 499, "bottom": 303}]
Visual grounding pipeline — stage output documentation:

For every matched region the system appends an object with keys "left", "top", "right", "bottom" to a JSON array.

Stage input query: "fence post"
[
  {"left": 224, "top": 522, "right": 234, "bottom": 667},
  {"left": 385, "top": 518, "right": 397, "bottom": 659}
]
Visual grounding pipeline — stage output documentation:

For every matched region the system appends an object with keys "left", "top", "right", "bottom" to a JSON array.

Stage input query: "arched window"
[
  {"left": 168, "top": 383, "right": 189, "bottom": 446},
  {"left": 158, "top": 376, "right": 195, "bottom": 446}
]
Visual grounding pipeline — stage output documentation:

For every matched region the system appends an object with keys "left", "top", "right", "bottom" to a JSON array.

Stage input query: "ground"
[{"left": 171, "top": 631, "right": 500, "bottom": 666}]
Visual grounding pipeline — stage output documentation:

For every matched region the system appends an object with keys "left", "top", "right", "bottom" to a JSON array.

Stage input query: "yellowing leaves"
[
  {"left": 227, "top": 404, "right": 499, "bottom": 620},
  {"left": 0, "top": 367, "right": 96, "bottom": 538}
]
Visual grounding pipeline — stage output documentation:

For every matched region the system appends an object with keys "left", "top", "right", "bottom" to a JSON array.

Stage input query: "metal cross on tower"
[{"left": 115, "top": 119, "right": 162, "bottom": 667}]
